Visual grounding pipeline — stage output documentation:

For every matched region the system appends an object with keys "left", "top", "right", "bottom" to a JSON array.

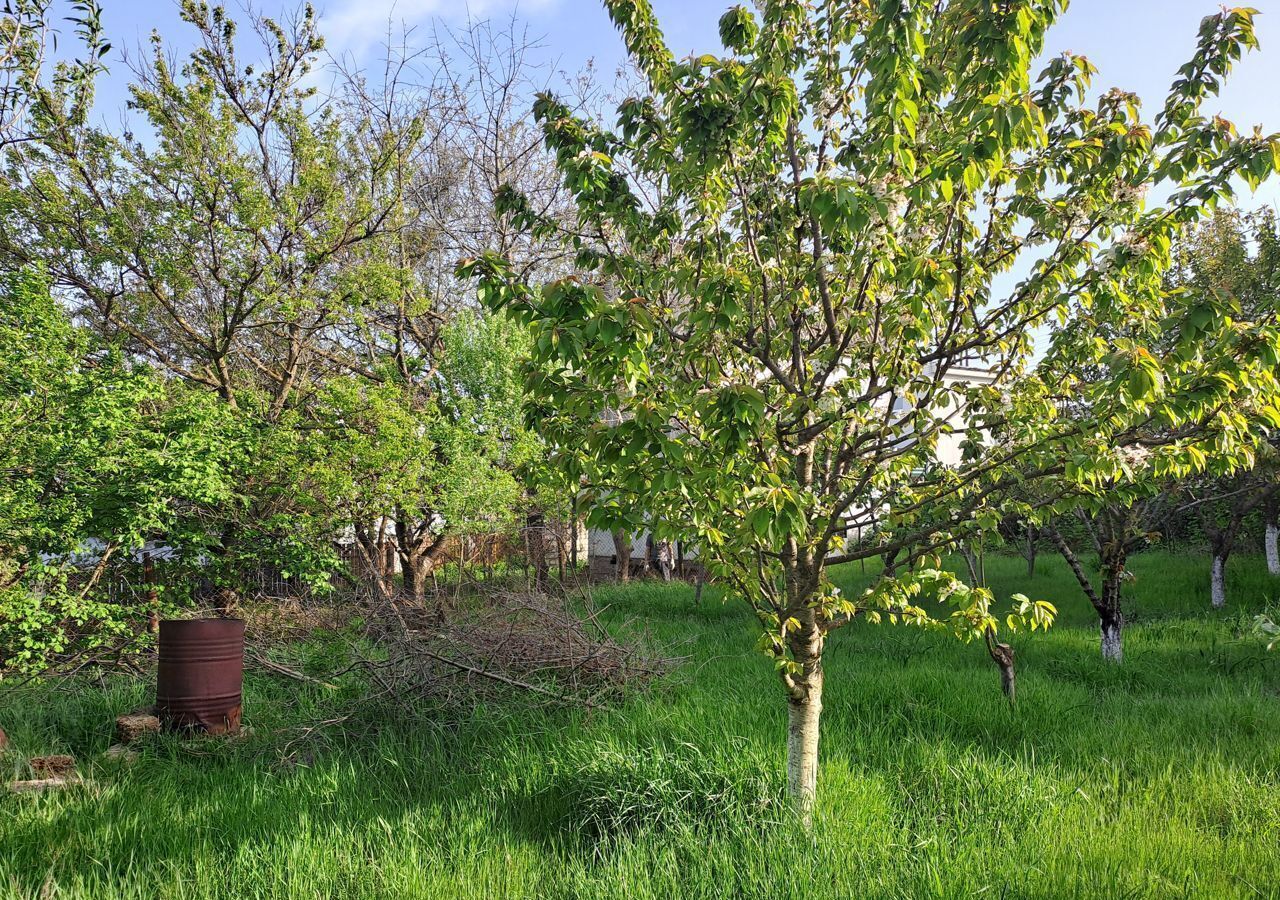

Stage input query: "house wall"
[{"left": 585, "top": 527, "right": 704, "bottom": 579}]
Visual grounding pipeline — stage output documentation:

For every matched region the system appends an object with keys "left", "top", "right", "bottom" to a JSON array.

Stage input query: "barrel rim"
[{"left": 158, "top": 617, "right": 246, "bottom": 626}]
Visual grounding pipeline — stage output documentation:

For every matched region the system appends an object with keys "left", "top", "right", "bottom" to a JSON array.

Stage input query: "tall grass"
[{"left": 2, "top": 551, "right": 1278, "bottom": 898}]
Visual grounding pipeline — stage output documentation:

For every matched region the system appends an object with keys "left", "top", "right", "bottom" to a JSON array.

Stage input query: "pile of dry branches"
[
  {"left": 357, "top": 586, "right": 682, "bottom": 708},
  {"left": 3, "top": 581, "right": 681, "bottom": 733}
]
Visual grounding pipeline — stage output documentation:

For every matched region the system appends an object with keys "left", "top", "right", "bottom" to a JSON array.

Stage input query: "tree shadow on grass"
[{"left": 492, "top": 736, "right": 789, "bottom": 855}]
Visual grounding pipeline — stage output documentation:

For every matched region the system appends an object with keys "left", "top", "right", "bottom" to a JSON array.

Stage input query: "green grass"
[{"left": 2, "top": 550, "right": 1279, "bottom": 899}]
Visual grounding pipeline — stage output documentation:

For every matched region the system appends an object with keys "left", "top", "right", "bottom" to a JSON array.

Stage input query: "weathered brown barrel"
[{"left": 156, "top": 619, "right": 244, "bottom": 734}]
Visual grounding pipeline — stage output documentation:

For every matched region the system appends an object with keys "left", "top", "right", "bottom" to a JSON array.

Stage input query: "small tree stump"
[
  {"left": 0, "top": 725, "right": 9, "bottom": 751},
  {"left": 115, "top": 712, "right": 161, "bottom": 745},
  {"left": 29, "top": 755, "right": 76, "bottom": 778}
]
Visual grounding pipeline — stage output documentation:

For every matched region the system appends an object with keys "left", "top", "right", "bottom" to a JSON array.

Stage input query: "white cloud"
[{"left": 319, "top": 0, "right": 560, "bottom": 58}]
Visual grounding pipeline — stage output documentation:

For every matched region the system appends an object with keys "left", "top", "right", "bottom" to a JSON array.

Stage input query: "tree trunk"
[
  {"left": 612, "top": 530, "right": 630, "bottom": 582},
  {"left": 783, "top": 565, "right": 825, "bottom": 824},
  {"left": 974, "top": 541, "right": 1016, "bottom": 701},
  {"left": 881, "top": 548, "right": 898, "bottom": 579},
  {"left": 405, "top": 548, "right": 439, "bottom": 608},
  {"left": 984, "top": 630, "right": 1016, "bottom": 704},
  {"left": 656, "top": 539, "right": 674, "bottom": 582},
  {"left": 400, "top": 545, "right": 434, "bottom": 605},
  {"left": 380, "top": 540, "right": 394, "bottom": 581},
  {"left": 570, "top": 521, "right": 579, "bottom": 574},
  {"left": 1098, "top": 553, "right": 1126, "bottom": 663},
  {"left": 402, "top": 559, "right": 423, "bottom": 602},
  {"left": 786, "top": 673, "right": 823, "bottom": 824},
  {"left": 1051, "top": 525, "right": 1127, "bottom": 663},
  {"left": 1266, "top": 523, "right": 1279, "bottom": 577},
  {"left": 395, "top": 514, "right": 424, "bottom": 604},
  {"left": 997, "top": 654, "right": 1016, "bottom": 702},
  {"left": 1100, "top": 615, "right": 1123, "bottom": 663},
  {"left": 394, "top": 511, "right": 446, "bottom": 608},
  {"left": 1201, "top": 498, "right": 1252, "bottom": 610},
  {"left": 1025, "top": 525, "right": 1037, "bottom": 578},
  {"left": 1211, "top": 554, "right": 1227, "bottom": 609},
  {"left": 527, "top": 510, "right": 548, "bottom": 592},
  {"left": 352, "top": 523, "right": 395, "bottom": 600},
  {"left": 557, "top": 524, "right": 566, "bottom": 582},
  {"left": 570, "top": 498, "right": 580, "bottom": 575},
  {"left": 143, "top": 550, "right": 160, "bottom": 634}
]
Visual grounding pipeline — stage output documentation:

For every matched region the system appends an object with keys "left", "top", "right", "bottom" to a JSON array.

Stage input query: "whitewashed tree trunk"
[
  {"left": 1101, "top": 619, "right": 1123, "bottom": 663},
  {"left": 786, "top": 674, "right": 822, "bottom": 824},
  {"left": 1098, "top": 565, "right": 1125, "bottom": 664},
  {"left": 1266, "top": 524, "right": 1279, "bottom": 576},
  {"left": 784, "top": 542, "right": 824, "bottom": 824},
  {"left": 1211, "top": 555, "right": 1227, "bottom": 609}
]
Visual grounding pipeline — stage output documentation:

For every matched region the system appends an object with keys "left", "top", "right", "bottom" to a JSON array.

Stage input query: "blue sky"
[{"left": 88, "top": 0, "right": 1280, "bottom": 206}]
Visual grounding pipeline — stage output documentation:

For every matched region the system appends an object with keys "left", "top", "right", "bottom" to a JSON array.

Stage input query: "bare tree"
[{"left": 320, "top": 15, "right": 605, "bottom": 597}]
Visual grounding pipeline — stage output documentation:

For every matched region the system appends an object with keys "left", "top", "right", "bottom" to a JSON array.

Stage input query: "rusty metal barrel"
[{"left": 156, "top": 619, "right": 245, "bottom": 734}]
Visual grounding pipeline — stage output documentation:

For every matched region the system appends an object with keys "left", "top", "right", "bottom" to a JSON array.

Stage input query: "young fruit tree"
[
  {"left": 1031, "top": 207, "right": 1280, "bottom": 661},
  {"left": 1191, "top": 464, "right": 1278, "bottom": 607},
  {"left": 464, "top": 1, "right": 1280, "bottom": 817}
]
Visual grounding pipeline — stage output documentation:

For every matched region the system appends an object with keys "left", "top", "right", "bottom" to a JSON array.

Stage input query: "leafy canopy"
[
  {"left": 0, "top": 268, "right": 242, "bottom": 671},
  {"left": 464, "top": 0, "right": 1280, "bottom": 668}
]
